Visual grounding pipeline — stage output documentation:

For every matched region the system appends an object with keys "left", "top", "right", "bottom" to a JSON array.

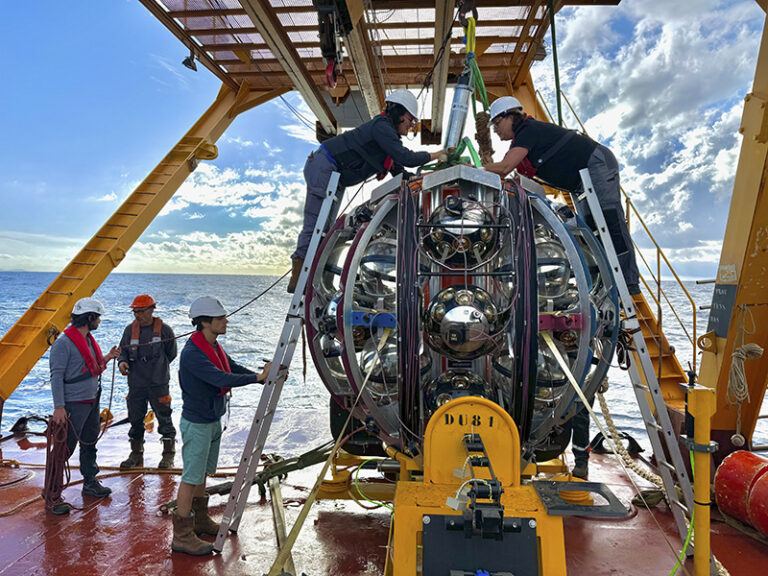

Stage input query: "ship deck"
[{"left": 0, "top": 411, "right": 765, "bottom": 576}]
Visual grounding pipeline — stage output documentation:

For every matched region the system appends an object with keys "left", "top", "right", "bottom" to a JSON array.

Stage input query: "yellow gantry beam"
[
  {"left": 698, "top": 13, "right": 768, "bottom": 442},
  {"left": 344, "top": 0, "right": 386, "bottom": 119},
  {"left": 238, "top": 0, "right": 338, "bottom": 135},
  {"left": 0, "top": 85, "right": 286, "bottom": 402}
]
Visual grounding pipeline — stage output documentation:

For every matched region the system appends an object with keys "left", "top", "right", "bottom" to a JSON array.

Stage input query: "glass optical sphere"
[
  {"left": 535, "top": 235, "right": 571, "bottom": 300},
  {"left": 424, "top": 285, "right": 503, "bottom": 360},
  {"left": 423, "top": 196, "right": 497, "bottom": 266},
  {"left": 358, "top": 237, "right": 397, "bottom": 300},
  {"left": 359, "top": 339, "right": 399, "bottom": 405},
  {"left": 423, "top": 371, "right": 493, "bottom": 416}
]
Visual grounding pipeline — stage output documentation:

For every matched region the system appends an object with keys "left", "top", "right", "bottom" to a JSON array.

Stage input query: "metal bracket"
[
  {"left": 532, "top": 480, "right": 628, "bottom": 518},
  {"left": 681, "top": 436, "right": 719, "bottom": 454}
]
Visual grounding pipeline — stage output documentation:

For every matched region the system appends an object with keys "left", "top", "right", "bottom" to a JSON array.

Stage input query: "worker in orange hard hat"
[{"left": 117, "top": 294, "right": 178, "bottom": 469}]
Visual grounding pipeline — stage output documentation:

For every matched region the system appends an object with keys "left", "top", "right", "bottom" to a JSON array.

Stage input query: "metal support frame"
[
  {"left": 214, "top": 172, "right": 342, "bottom": 553},
  {"left": 0, "top": 86, "right": 283, "bottom": 402},
  {"left": 238, "top": 0, "right": 338, "bottom": 134},
  {"left": 429, "top": 0, "right": 457, "bottom": 139},
  {"left": 344, "top": 0, "right": 386, "bottom": 119},
  {"left": 578, "top": 168, "right": 714, "bottom": 570}
]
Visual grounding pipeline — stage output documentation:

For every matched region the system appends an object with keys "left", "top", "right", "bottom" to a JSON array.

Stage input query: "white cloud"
[
  {"left": 222, "top": 135, "right": 254, "bottom": 148},
  {"left": 92, "top": 192, "right": 117, "bottom": 202},
  {"left": 122, "top": 229, "right": 298, "bottom": 274},
  {"left": 530, "top": 0, "right": 762, "bottom": 277}
]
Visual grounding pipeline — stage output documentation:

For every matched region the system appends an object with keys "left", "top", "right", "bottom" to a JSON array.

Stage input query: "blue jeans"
[{"left": 292, "top": 150, "right": 344, "bottom": 260}]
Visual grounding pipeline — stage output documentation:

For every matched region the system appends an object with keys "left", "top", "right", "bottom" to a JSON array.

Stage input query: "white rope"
[{"left": 727, "top": 342, "right": 763, "bottom": 441}]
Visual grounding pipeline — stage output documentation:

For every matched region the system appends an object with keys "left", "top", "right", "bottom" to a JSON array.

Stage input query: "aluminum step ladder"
[
  {"left": 213, "top": 172, "right": 341, "bottom": 553},
  {"left": 578, "top": 168, "right": 715, "bottom": 571}
]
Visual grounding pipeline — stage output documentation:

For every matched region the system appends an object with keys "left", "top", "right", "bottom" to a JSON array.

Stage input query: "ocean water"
[{"left": 1, "top": 271, "right": 767, "bottom": 452}]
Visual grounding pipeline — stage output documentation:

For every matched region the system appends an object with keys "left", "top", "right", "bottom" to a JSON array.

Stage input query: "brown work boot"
[
  {"left": 171, "top": 511, "right": 214, "bottom": 555},
  {"left": 286, "top": 257, "right": 304, "bottom": 293},
  {"left": 191, "top": 495, "right": 221, "bottom": 536},
  {"left": 120, "top": 439, "right": 144, "bottom": 469},
  {"left": 158, "top": 437, "right": 175, "bottom": 469}
]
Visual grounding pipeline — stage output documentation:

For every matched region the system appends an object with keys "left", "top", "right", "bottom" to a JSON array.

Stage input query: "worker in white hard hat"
[
  {"left": 483, "top": 96, "right": 640, "bottom": 296},
  {"left": 46, "top": 297, "right": 121, "bottom": 514},
  {"left": 288, "top": 89, "right": 446, "bottom": 293},
  {"left": 171, "top": 296, "right": 273, "bottom": 556}
]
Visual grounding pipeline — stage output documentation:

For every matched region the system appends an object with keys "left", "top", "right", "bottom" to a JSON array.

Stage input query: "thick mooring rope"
[{"left": 597, "top": 391, "right": 664, "bottom": 487}]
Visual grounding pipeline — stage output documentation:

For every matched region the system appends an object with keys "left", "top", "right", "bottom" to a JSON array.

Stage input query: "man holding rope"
[{"left": 46, "top": 297, "right": 121, "bottom": 514}]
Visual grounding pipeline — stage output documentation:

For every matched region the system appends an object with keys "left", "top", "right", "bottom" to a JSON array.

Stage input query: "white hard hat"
[
  {"left": 385, "top": 89, "right": 420, "bottom": 120},
  {"left": 489, "top": 96, "right": 523, "bottom": 121},
  {"left": 72, "top": 297, "right": 106, "bottom": 316},
  {"left": 188, "top": 296, "right": 227, "bottom": 319}
]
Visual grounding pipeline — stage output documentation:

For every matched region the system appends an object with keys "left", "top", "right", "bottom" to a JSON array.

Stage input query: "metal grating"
[{"left": 142, "top": 1, "right": 619, "bottom": 95}]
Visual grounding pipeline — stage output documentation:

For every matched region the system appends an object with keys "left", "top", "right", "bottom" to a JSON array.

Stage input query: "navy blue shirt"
[
  {"left": 322, "top": 115, "right": 431, "bottom": 187},
  {"left": 178, "top": 338, "right": 260, "bottom": 423}
]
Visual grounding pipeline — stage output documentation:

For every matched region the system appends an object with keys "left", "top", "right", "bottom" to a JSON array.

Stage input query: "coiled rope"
[{"left": 727, "top": 342, "right": 763, "bottom": 442}]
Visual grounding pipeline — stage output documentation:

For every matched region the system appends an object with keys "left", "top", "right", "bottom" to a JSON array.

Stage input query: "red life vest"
[
  {"left": 190, "top": 331, "right": 231, "bottom": 396},
  {"left": 129, "top": 317, "right": 163, "bottom": 361},
  {"left": 63, "top": 325, "right": 105, "bottom": 378}
]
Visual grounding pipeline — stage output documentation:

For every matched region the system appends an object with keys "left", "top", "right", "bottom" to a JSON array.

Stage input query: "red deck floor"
[{"left": 0, "top": 413, "right": 765, "bottom": 576}]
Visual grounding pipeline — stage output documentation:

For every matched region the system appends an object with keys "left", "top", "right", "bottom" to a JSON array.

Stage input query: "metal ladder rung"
[
  {"left": 644, "top": 420, "right": 663, "bottom": 432},
  {"left": 670, "top": 498, "right": 690, "bottom": 515},
  {"left": 61, "top": 275, "right": 83, "bottom": 280},
  {"left": 15, "top": 323, "right": 43, "bottom": 328},
  {"left": 71, "top": 262, "right": 96, "bottom": 266},
  {"left": 46, "top": 291, "right": 72, "bottom": 295},
  {"left": 214, "top": 171, "right": 342, "bottom": 554},
  {"left": 31, "top": 307, "right": 56, "bottom": 312},
  {"left": 579, "top": 168, "right": 696, "bottom": 552},
  {"left": 659, "top": 460, "right": 677, "bottom": 472},
  {"left": 95, "top": 235, "right": 118, "bottom": 240},
  {"left": 116, "top": 212, "right": 139, "bottom": 216},
  {"left": 83, "top": 248, "right": 107, "bottom": 253}
]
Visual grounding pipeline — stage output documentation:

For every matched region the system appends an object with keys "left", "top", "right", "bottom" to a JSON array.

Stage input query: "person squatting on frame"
[{"left": 288, "top": 89, "right": 446, "bottom": 293}]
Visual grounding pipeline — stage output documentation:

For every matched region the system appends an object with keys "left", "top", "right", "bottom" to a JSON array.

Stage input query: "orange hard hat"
[{"left": 130, "top": 294, "right": 156, "bottom": 309}]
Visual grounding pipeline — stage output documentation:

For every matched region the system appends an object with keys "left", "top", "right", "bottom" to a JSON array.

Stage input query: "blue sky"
[{"left": 0, "top": 0, "right": 764, "bottom": 277}]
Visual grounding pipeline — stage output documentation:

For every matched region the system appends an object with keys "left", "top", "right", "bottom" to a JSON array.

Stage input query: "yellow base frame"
[{"left": 390, "top": 396, "right": 567, "bottom": 575}]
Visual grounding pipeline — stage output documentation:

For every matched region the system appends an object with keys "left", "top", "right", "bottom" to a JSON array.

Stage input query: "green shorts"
[{"left": 180, "top": 417, "right": 222, "bottom": 485}]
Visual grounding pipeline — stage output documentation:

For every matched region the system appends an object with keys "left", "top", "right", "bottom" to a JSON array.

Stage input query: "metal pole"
[
  {"left": 689, "top": 387, "right": 716, "bottom": 576},
  {"left": 547, "top": 0, "right": 563, "bottom": 126}
]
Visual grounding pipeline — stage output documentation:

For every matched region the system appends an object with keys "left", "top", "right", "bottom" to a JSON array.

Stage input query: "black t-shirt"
[{"left": 511, "top": 118, "right": 597, "bottom": 192}]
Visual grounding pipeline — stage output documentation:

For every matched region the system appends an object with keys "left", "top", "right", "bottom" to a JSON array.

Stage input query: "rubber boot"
[
  {"left": 158, "top": 437, "right": 175, "bottom": 469},
  {"left": 286, "top": 257, "right": 304, "bottom": 294},
  {"left": 191, "top": 495, "right": 221, "bottom": 536},
  {"left": 572, "top": 461, "right": 589, "bottom": 480},
  {"left": 120, "top": 439, "right": 144, "bottom": 469},
  {"left": 171, "top": 512, "right": 214, "bottom": 555}
]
